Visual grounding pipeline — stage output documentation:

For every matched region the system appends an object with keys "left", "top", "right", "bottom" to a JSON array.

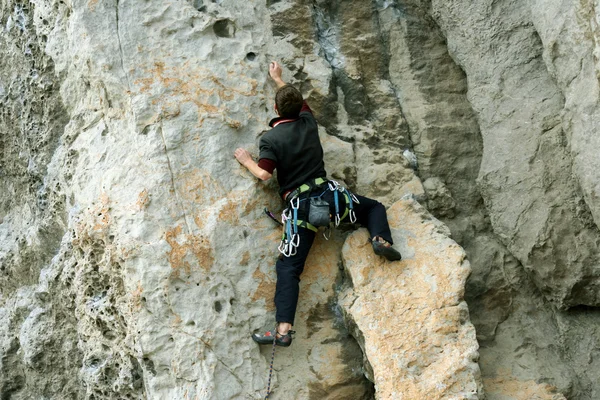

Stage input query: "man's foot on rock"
[
  {"left": 252, "top": 329, "right": 295, "bottom": 347},
  {"left": 372, "top": 237, "right": 402, "bottom": 261}
]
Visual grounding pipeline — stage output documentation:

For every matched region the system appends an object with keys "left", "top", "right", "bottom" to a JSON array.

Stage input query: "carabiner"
[
  {"left": 291, "top": 233, "right": 300, "bottom": 247},
  {"left": 333, "top": 189, "right": 341, "bottom": 226},
  {"left": 350, "top": 209, "right": 357, "bottom": 223},
  {"left": 291, "top": 197, "right": 300, "bottom": 247},
  {"left": 290, "top": 197, "right": 300, "bottom": 210},
  {"left": 278, "top": 240, "right": 286, "bottom": 254},
  {"left": 281, "top": 208, "right": 290, "bottom": 225},
  {"left": 322, "top": 226, "right": 332, "bottom": 240},
  {"left": 346, "top": 191, "right": 357, "bottom": 223}
]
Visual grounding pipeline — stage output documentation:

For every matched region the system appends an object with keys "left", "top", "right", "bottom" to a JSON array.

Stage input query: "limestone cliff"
[{"left": 1, "top": 0, "right": 600, "bottom": 399}]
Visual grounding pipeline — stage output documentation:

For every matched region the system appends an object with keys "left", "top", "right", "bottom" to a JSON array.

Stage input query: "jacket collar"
[{"left": 269, "top": 116, "right": 299, "bottom": 128}]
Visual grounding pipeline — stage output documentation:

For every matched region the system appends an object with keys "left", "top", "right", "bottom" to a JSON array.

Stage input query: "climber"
[{"left": 233, "top": 61, "right": 401, "bottom": 347}]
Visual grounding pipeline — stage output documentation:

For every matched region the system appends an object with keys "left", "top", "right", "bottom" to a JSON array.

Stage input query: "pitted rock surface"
[{"left": 2, "top": 0, "right": 600, "bottom": 399}]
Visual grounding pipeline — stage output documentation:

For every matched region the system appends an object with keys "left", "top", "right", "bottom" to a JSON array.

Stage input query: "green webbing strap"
[
  {"left": 296, "top": 220, "right": 318, "bottom": 232},
  {"left": 299, "top": 177, "right": 327, "bottom": 193},
  {"left": 287, "top": 177, "right": 328, "bottom": 201},
  {"left": 340, "top": 192, "right": 350, "bottom": 221}
]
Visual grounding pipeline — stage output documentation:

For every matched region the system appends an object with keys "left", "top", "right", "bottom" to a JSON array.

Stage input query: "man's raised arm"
[
  {"left": 233, "top": 61, "right": 288, "bottom": 181},
  {"left": 269, "top": 61, "right": 286, "bottom": 88}
]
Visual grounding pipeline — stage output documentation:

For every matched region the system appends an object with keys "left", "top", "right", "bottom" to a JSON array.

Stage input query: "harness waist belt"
[{"left": 284, "top": 177, "right": 328, "bottom": 202}]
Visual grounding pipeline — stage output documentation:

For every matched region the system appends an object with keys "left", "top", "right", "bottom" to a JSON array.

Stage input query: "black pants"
[{"left": 274, "top": 191, "right": 393, "bottom": 325}]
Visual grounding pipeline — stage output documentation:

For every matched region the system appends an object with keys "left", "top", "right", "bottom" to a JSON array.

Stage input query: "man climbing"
[{"left": 234, "top": 61, "right": 401, "bottom": 347}]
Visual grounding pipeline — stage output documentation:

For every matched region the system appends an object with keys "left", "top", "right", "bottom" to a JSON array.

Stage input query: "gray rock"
[
  {"left": 2, "top": 0, "right": 600, "bottom": 398},
  {"left": 423, "top": 177, "right": 456, "bottom": 218},
  {"left": 431, "top": 0, "right": 600, "bottom": 397},
  {"left": 432, "top": 0, "right": 600, "bottom": 309}
]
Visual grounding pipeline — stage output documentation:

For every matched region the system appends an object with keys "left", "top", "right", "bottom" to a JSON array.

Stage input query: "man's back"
[{"left": 259, "top": 107, "right": 327, "bottom": 197}]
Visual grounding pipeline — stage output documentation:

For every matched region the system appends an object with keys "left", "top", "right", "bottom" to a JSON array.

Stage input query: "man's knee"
[{"left": 276, "top": 258, "right": 305, "bottom": 276}]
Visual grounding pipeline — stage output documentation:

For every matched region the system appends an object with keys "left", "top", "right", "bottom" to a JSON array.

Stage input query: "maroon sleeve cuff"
[
  {"left": 258, "top": 158, "right": 276, "bottom": 174},
  {"left": 300, "top": 100, "right": 312, "bottom": 114}
]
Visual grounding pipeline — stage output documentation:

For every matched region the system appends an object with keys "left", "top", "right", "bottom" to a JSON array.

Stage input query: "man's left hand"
[{"left": 234, "top": 148, "right": 252, "bottom": 166}]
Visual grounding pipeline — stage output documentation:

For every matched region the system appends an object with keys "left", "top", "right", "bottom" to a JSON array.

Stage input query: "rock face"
[
  {"left": 429, "top": 1, "right": 600, "bottom": 398},
  {"left": 2, "top": 0, "right": 600, "bottom": 399},
  {"left": 339, "top": 199, "right": 481, "bottom": 399},
  {"left": 432, "top": 0, "right": 600, "bottom": 310}
]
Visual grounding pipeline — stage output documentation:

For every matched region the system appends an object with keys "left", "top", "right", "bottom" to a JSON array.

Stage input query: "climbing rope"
[{"left": 265, "top": 324, "right": 278, "bottom": 399}]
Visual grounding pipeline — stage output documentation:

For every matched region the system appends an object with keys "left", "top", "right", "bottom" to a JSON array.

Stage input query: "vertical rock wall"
[
  {"left": 432, "top": 0, "right": 600, "bottom": 309},
  {"left": 430, "top": 0, "right": 600, "bottom": 398},
  {"left": 2, "top": 0, "right": 411, "bottom": 398},
  {"left": 0, "top": 1, "right": 81, "bottom": 397},
  {"left": 2, "top": 0, "right": 600, "bottom": 399}
]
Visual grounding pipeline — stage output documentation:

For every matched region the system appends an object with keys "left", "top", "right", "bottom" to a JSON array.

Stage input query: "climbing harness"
[
  {"left": 265, "top": 324, "right": 277, "bottom": 399},
  {"left": 278, "top": 178, "right": 359, "bottom": 257}
]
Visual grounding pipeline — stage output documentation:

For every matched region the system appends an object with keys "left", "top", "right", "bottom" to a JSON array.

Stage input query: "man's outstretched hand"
[
  {"left": 234, "top": 147, "right": 252, "bottom": 166},
  {"left": 234, "top": 147, "right": 272, "bottom": 181},
  {"left": 269, "top": 61, "right": 282, "bottom": 80},
  {"left": 269, "top": 61, "right": 286, "bottom": 88}
]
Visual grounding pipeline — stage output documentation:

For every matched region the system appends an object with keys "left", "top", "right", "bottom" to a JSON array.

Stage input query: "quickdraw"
[
  {"left": 277, "top": 179, "right": 360, "bottom": 257},
  {"left": 328, "top": 180, "right": 359, "bottom": 227},
  {"left": 291, "top": 197, "right": 300, "bottom": 248}
]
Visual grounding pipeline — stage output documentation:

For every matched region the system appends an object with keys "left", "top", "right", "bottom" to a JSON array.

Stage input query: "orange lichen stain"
[
  {"left": 265, "top": 229, "right": 282, "bottom": 242},
  {"left": 131, "top": 282, "right": 144, "bottom": 310},
  {"left": 227, "top": 119, "right": 242, "bottom": 129},
  {"left": 251, "top": 267, "right": 276, "bottom": 311},
  {"left": 343, "top": 230, "right": 379, "bottom": 284},
  {"left": 209, "top": 75, "right": 258, "bottom": 99},
  {"left": 165, "top": 225, "right": 214, "bottom": 277},
  {"left": 240, "top": 251, "right": 251, "bottom": 266},
  {"left": 484, "top": 370, "right": 563, "bottom": 400},
  {"left": 132, "top": 60, "right": 258, "bottom": 126},
  {"left": 172, "top": 314, "right": 182, "bottom": 326},
  {"left": 87, "top": 0, "right": 98, "bottom": 11},
  {"left": 193, "top": 211, "right": 209, "bottom": 230},
  {"left": 136, "top": 189, "right": 150, "bottom": 210},
  {"left": 218, "top": 199, "right": 239, "bottom": 224},
  {"left": 90, "top": 192, "right": 111, "bottom": 232},
  {"left": 151, "top": 100, "right": 181, "bottom": 119},
  {"left": 430, "top": 308, "right": 460, "bottom": 335},
  {"left": 217, "top": 192, "right": 258, "bottom": 225},
  {"left": 177, "top": 169, "right": 225, "bottom": 205},
  {"left": 242, "top": 195, "right": 264, "bottom": 216}
]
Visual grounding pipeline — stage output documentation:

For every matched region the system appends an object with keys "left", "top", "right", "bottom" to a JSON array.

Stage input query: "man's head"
[{"left": 275, "top": 85, "right": 303, "bottom": 118}]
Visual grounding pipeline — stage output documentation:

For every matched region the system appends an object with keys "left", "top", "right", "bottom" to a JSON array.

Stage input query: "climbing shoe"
[
  {"left": 252, "top": 329, "right": 295, "bottom": 347},
  {"left": 372, "top": 238, "right": 402, "bottom": 261}
]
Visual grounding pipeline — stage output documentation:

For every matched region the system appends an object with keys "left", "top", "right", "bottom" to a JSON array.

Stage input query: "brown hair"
[{"left": 275, "top": 85, "right": 303, "bottom": 118}]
